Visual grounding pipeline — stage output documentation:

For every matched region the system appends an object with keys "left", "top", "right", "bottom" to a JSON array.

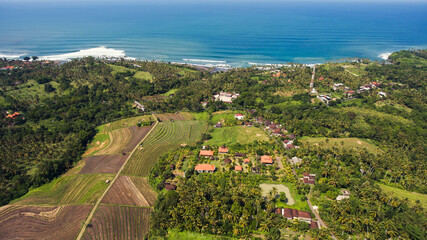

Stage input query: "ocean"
[{"left": 1, "top": 1, "right": 426, "bottom": 67}]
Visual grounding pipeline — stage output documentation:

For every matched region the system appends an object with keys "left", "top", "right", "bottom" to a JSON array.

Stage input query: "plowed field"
[
  {"left": 102, "top": 176, "right": 156, "bottom": 207},
  {"left": 95, "top": 126, "right": 151, "bottom": 155},
  {"left": 79, "top": 155, "right": 127, "bottom": 174},
  {"left": 0, "top": 205, "right": 92, "bottom": 240},
  {"left": 82, "top": 205, "right": 151, "bottom": 240}
]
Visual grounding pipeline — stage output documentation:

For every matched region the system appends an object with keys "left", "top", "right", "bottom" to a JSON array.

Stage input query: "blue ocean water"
[{"left": 0, "top": 1, "right": 426, "bottom": 66}]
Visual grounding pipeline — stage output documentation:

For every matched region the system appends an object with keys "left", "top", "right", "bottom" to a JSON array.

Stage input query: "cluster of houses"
[
  {"left": 195, "top": 146, "right": 276, "bottom": 174},
  {"left": 4, "top": 111, "right": 20, "bottom": 119},
  {"left": 253, "top": 117, "right": 298, "bottom": 150},
  {"left": 213, "top": 91, "right": 240, "bottom": 104},
  {"left": 275, "top": 208, "right": 318, "bottom": 229},
  {"left": 359, "top": 82, "right": 380, "bottom": 92},
  {"left": 0, "top": 66, "right": 15, "bottom": 71}
]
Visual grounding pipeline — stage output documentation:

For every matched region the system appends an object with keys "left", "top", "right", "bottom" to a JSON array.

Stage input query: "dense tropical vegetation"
[{"left": 0, "top": 49, "right": 425, "bottom": 239}]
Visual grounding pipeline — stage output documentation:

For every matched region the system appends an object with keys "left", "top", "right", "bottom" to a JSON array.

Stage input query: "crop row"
[
  {"left": 83, "top": 205, "right": 151, "bottom": 240},
  {"left": 121, "top": 120, "right": 207, "bottom": 177}
]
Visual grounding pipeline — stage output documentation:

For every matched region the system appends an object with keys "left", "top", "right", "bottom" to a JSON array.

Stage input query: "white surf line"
[{"left": 75, "top": 115, "right": 159, "bottom": 240}]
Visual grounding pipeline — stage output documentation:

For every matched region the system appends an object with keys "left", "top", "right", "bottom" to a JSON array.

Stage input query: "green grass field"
[
  {"left": 301, "top": 137, "right": 382, "bottom": 154},
  {"left": 375, "top": 99, "right": 412, "bottom": 113},
  {"left": 5, "top": 80, "right": 64, "bottom": 101},
  {"left": 210, "top": 111, "right": 242, "bottom": 125},
  {"left": 334, "top": 107, "right": 413, "bottom": 125},
  {"left": 122, "top": 120, "right": 208, "bottom": 177},
  {"left": 207, "top": 126, "right": 269, "bottom": 146},
  {"left": 103, "top": 115, "right": 153, "bottom": 132},
  {"left": 162, "top": 88, "right": 178, "bottom": 96},
  {"left": 379, "top": 184, "right": 427, "bottom": 209},
  {"left": 168, "top": 229, "right": 236, "bottom": 240},
  {"left": 108, "top": 64, "right": 153, "bottom": 81},
  {"left": 12, "top": 174, "right": 114, "bottom": 205}
]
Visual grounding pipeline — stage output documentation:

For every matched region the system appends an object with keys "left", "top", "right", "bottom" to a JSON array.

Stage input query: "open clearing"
[
  {"left": 302, "top": 137, "right": 382, "bottom": 154},
  {"left": 122, "top": 120, "right": 207, "bottom": 177},
  {"left": 155, "top": 112, "right": 194, "bottom": 121},
  {"left": 207, "top": 126, "right": 269, "bottom": 146},
  {"left": 13, "top": 174, "right": 114, "bottom": 205},
  {"left": 379, "top": 184, "right": 427, "bottom": 209},
  {"left": 102, "top": 176, "right": 157, "bottom": 207},
  {"left": 103, "top": 115, "right": 153, "bottom": 132},
  {"left": 333, "top": 107, "right": 413, "bottom": 125},
  {"left": 79, "top": 155, "right": 128, "bottom": 174},
  {"left": 83, "top": 205, "right": 151, "bottom": 240},
  {"left": 95, "top": 126, "right": 151, "bottom": 155},
  {"left": 260, "top": 183, "right": 295, "bottom": 205},
  {"left": 0, "top": 205, "right": 92, "bottom": 240}
]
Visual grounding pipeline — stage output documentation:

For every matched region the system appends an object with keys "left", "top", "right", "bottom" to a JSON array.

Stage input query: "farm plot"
[
  {"left": 102, "top": 176, "right": 156, "bottom": 207},
  {"left": 95, "top": 126, "right": 151, "bottom": 156},
  {"left": 122, "top": 120, "right": 207, "bottom": 177},
  {"left": 13, "top": 174, "right": 114, "bottom": 205},
  {"left": 103, "top": 115, "right": 153, "bottom": 132},
  {"left": 155, "top": 112, "right": 194, "bottom": 121},
  {"left": 83, "top": 205, "right": 151, "bottom": 240},
  {"left": 301, "top": 137, "right": 382, "bottom": 155},
  {"left": 207, "top": 126, "right": 269, "bottom": 146},
  {"left": 0, "top": 205, "right": 92, "bottom": 240},
  {"left": 79, "top": 155, "right": 128, "bottom": 174}
]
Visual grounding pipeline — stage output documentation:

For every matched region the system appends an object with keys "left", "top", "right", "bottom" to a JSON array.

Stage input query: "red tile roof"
[
  {"left": 199, "top": 150, "right": 214, "bottom": 156},
  {"left": 218, "top": 147, "right": 228, "bottom": 153},
  {"left": 235, "top": 166, "right": 243, "bottom": 171},
  {"left": 261, "top": 155, "right": 273, "bottom": 164},
  {"left": 195, "top": 164, "right": 216, "bottom": 171},
  {"left": 244, "top": 158, "right": 250, "bottom": 163},
  {"left": 6, "top": 112, "right": 20, "bottom": 118}
]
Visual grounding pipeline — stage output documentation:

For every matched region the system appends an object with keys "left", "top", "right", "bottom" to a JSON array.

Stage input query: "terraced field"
[
  {"left": 13, "top": 174, "right": 114, "bottom": 205},
  {"left": 82, "top": 205, "right": 151, "bottom": 240},
  {"left": 0, "top": 205, "right": 92, "bottom": 240},
  {"left": 155, "top": 112, "right": 194, "bottom": 121},
  {"left": 79, "top": 155, "right": 128, "bottom": 174},
  {"left": 95, "top": 126, "right": 151, "bottom": 155},
  {"left": 122, "top": 120, "right": 207, "bottom": 177},
  {"left": 102, "top": 176, "right": 157, "bottom": 207}
]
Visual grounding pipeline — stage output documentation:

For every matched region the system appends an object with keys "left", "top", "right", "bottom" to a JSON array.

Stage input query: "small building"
[
  {"left": 275, "top": 208, "right": 312, "bottom": 223},
  {"left": 214, "top": 122, "right": 223, "bottom": 128},
  {"left": 234, "top": 113, "right": 245, "bottom": 120},
  {"left": 218, "top": 146, "right": 228, "bottom": 154},
  {"left": 289, "top": 156, "right": 302, "bottom": 165},
  {"left": 6, "top": 112, "right": 20, "bottom": 119},
  {"left": 224, "top": 158, "right": 232, "bottom": 164},
  {"left": 286, "top": 134, "right": 296, "bottom": 139},
  {"left": 213, "top": 91, "right": 239, "bottom": 104},
  {"left": 195, "top": 164, "right": 216, "bottom": 173},
  {"left": 310, "top": 221, "right": 319, "bottom": 229},
  {"left": 199, "top": 150, "right": 214, "bottom": 157},
  {"left": 244, "top": 122, "right": 252, "bottom": 127},
  {"left": 336, "top": 189, "right": 351, "bottom": 201},
  {"left": 301, "top": 173, "right": 316, "bottom": 185},
  {"left": 165, "top": 183, "right": 177, "bottom": 191},
  {"left": 345, "top": 90, "right": 355, "bottom": 97},
  {"left": 134, "top": 101, "right": 145, "bottom": 111},
  {"left": 235, "top": 166, "right": 243, "bottom": 171},
  {"left": 244, "top": 158, "right": 251, "bottom": 164},
  {"left": 378, "top": 92, "right": 387, "bottom": 98},
  {"left": 260, "top": 155, "right": 273, "bottom": 164}
]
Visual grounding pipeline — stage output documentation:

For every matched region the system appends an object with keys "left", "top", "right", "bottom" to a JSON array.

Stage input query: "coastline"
[{"left": 1, "top": 46, "right": 397, "bottom": 68}]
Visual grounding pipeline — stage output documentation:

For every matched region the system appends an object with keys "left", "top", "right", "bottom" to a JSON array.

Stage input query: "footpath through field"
[{"left": 75, "top": 115, "right": 159, "bottom": 240}]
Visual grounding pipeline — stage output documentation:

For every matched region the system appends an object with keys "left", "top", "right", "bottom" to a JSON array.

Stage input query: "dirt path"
[
  {"left": 345, "top": 69, "right": 359, "bottom": 77},
  {"left": 75, "top": 115, "right": 159, "bottom": 240}
]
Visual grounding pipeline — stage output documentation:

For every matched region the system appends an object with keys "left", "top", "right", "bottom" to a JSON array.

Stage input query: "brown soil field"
[
  {"left": 101, "top": 176, "right": 156, "bottom": 207},
  {"left": 0, "top": 205, "right": 92, "bottom": 240},
  {"left": 79, "top": 155, "right": 127, "bottom": 174},
  {"left": 95, "top": 126, "right": 151, "bottom": 155},
  {"left": 83, "top": 205, "right": 151, "bottom": 240},
  {"left": 155, "top": 112, "right": 194, "bottom": 121}
]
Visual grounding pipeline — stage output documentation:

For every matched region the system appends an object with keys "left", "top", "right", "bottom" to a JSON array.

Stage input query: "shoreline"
[{"left": 1, "top": 46, "right": 396, "bottom": 68}]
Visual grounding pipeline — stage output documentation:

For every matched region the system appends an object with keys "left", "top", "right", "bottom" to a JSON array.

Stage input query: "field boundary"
[{"left": 75, "top": 115, "right": 159, "bottom": 240}]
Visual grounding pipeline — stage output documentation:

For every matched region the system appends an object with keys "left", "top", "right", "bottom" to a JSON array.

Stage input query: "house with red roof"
[
  {"left": 6, "top": 112, "right": 20, "bottom": 119},
  {"left": 235, "top": 166, "right": 243, "bottom": 171},
  {"left": 234, "top": 113, "right": 244, "bottom": 120},
  {"left": 260, "top": 155, "right": 273, "bottom": 164},
  {"left": 301, "top": 173, "right": 316, "bottom": 185},
  {"left": 218, "top": 146, "right": 228, "bottom": 154},
  {"left": 275, "top": 208, "right": 312, "bottom": 223},
  {"left": 195, "top": 164, "right": 216, "bottom": 173},
  {"left": 199, "top": 150, "right": 214, "bottom": 157},
  {"left": 244, "top": 158, "right": 251, "bottom": 164}
]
